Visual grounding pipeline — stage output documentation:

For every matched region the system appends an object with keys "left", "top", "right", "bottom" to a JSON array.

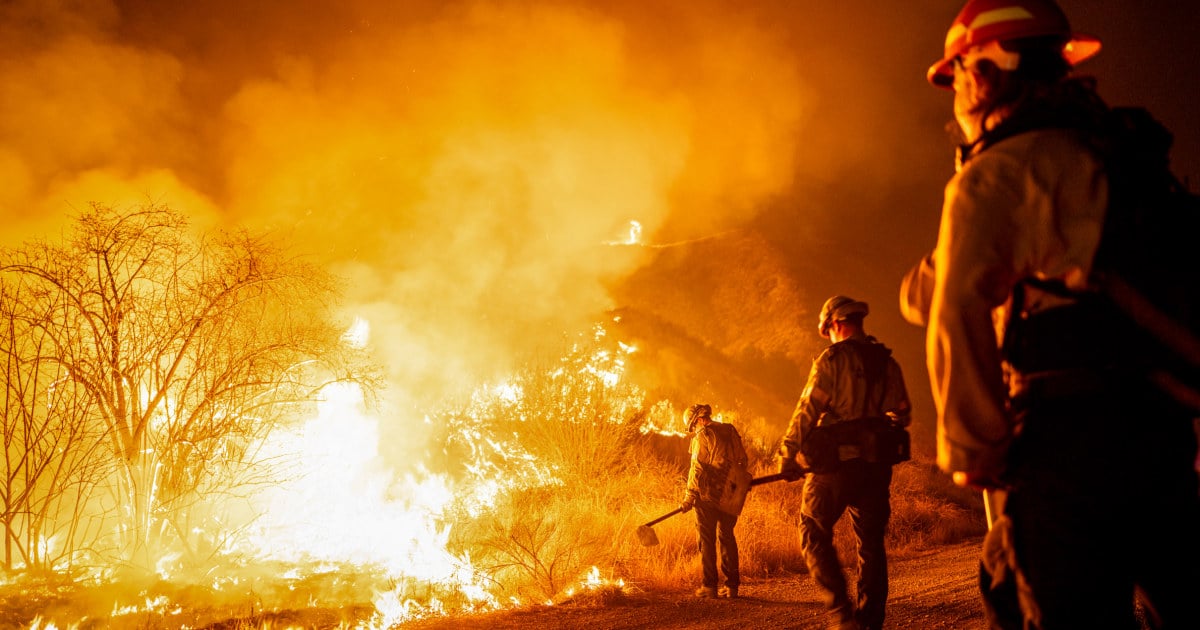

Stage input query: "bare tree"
[
  {"left": 0, "top": 203, "right": 377, "bottom": 571},
  {"left": 0, "top": 280, "right": 114, "bottom": 572}
]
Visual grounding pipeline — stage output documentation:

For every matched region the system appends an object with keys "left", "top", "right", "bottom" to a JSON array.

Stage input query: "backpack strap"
[{"left": 836, "top": 338, "right": 891, "bottom": 417}]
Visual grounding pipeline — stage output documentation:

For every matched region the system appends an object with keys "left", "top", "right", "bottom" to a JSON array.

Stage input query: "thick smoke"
[
  {"left": 0, "top": 0, "right": 820, "bottom": 463},
  {"left": 1, "top": 0, "right": 1197, "bottom": 466}
]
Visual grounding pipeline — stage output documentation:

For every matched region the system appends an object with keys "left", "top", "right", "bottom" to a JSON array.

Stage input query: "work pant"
[
  {"left": 800, "top": 459, "right": 892, "bottom": 630},
  {"left": 981, "top": 381, "right": 1200, "bottom": 630},
  {"left": 694, "top": 503, "right": 739, "bottom": 590}
]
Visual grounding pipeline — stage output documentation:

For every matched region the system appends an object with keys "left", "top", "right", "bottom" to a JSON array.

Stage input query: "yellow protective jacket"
[
  {"left": 685, "top": 421, "right": 749, "bottom": 514},
  {"left": 900, "top": 128, "right": 1108, "bottom": 479},
  {"left": 780, "top": 334, "right": 911, "bottom": 464}
]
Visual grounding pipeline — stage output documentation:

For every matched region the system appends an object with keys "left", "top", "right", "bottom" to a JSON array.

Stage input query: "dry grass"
[
  {"left": 616, "top": 453, "right": 986, "bottom": 593},
  {"left": 0, "top": 342, "right": 988, "bottom": 629},
  {"left": 598, "top": 396, "right": 986, "bottom": 593},
  {"left": 410, "top": 357, "right": 988, "bottom": 604}
]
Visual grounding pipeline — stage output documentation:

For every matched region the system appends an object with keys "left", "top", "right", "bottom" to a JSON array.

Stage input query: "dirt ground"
[
  {"left": 0, "top": 539, "right": 989, "bottom": 630},
  {"left": 402, "top": 538, "right": 988, "bottom": 630}
]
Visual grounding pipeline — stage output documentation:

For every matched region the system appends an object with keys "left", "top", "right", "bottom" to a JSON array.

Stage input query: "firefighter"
[
  {"left": 777, "top": 296, "right": 912, "bottom": 630},
  {"left": 900, "top": 1, "right": 1200, "bottom": 628},
  {"left": 679, "top": 403, "right": 748, "bottom": 599}
]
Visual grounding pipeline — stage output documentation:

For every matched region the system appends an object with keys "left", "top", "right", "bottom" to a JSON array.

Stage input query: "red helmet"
[{"left": 927, "top": 0, "right": 1101, "bottom": 88}]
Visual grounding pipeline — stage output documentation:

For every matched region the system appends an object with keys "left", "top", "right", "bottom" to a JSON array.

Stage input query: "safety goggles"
[{"left": 951, "top": 39, "right": 1021, "bottom": 78}]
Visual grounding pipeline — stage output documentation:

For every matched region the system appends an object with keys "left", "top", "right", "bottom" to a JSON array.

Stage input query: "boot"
[
  {"left": 694, "top": 586, "right": 718, "bottom": 598},
  {"left": 828, "top": 603, "right": 860, "bottom": 630},
  {"left": 719, "top": 586, "right": 738, "bottom": 599}
]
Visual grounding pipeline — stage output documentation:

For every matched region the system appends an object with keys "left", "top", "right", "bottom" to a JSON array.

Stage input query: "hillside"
[{"left": 609, "top": 229, "right": 822, "bottom": 425}]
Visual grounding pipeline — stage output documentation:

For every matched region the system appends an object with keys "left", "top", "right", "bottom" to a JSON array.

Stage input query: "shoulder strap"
[
  {"left": 837, "top": 339, "right": 891, "bottom": 416},
  {"left": 961, "top": 78, "right": 1108, "bottom": 168}
]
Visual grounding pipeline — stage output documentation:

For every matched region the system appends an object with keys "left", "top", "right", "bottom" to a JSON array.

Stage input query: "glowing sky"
[{"left": 1, "top": 0, "right": 1196, "bottom": 458}]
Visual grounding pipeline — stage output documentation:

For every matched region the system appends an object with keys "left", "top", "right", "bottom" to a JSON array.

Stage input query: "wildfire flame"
[
  {"left": 1, "top": 315, "right": 653, "bottom": 630},
  {"left": 236, "top": 380, "right": 497, "bottom": 625},
  {"left": 212, "top": 318, "right": 640, "bottom": 626},
  {"left": 0, "top": 2, "right": 835, "bottom": 627}
]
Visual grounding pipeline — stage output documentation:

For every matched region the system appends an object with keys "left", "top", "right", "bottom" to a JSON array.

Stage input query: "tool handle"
[
  {"left": 643, "top": 508, "right": 683, "bottom": 528},
  {"left": 750, "top": 471, "right": 808, "bottom": 486},
  {"left": 641, "top": 471, "right": 806, "bottom": 527}
]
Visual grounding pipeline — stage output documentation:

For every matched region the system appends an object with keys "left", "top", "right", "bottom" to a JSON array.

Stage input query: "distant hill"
[{"left": 608, "top": 229, "right": 825, "bottom": 425}]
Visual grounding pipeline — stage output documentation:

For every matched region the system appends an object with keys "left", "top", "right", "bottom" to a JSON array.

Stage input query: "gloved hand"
[
  {"left": 777, "top": 446, "right": 805, "bottom": 481},
  {"left": 952, "top": 470, "right": 1006, "bottom": 490},
  {"left": 950, "top": 443, "right": 1009, "bottom": 490},
  {"left": 794, "top": 451, "right": 817, "bottom": 473},
  {"left": 680, "top": 497, "right": 695, "bottom": 513}
]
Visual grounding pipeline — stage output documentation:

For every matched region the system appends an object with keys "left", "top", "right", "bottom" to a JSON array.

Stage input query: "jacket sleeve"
[
  {"left": 685, "top": 433, "right": 704, "bottom": 502},
  {"left": 685, "top": 426, "right": 720, "bottom": 502},
  {"left": 929, "top": 153, "right": 1022, "bottom": 476},
  {"left": 927, "top": 132, "right": 1106, "bottom": 478},
  {"left": 781, "top": 350, "right": 834, "bottom": 457},
  {"left": 900, "top": 252, "right": 936, "bottom": 328},
  {"left": 884, "top": 357, "right": 912, "bottom": 427}
]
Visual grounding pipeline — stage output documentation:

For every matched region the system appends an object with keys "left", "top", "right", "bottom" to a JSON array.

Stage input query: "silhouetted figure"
[
  {"left": 777, "top": 296, "right": 912, "bottom": 630},
  {"left": 901, "top": 1, "right": 1200, "bottom": 628},
  {"left": 680, "top": 403, "right": 749, "bottom": 599}
]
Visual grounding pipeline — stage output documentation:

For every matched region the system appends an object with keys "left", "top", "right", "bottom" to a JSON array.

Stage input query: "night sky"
[{"left": 1, "top": 0, "right": 1196, "bottom": 456}]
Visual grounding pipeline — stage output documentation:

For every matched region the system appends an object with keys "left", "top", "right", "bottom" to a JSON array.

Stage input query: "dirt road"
[{"left": 402, "top": 539, "right": 988, "bottom": 630}]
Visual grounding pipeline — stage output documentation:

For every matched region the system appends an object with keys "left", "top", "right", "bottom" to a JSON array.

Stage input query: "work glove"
[
  {"left": 952, "top": 470, "right": 1005, "bottom": 490},
  {"left": 679, "top": 497, "right": 695, "bottom": 513},
  {"left": 949, "top": 440, "right": 1010, "bottom": 490},
  {"left": 776, "top": 446, "right": 805, "bottom": 482}
]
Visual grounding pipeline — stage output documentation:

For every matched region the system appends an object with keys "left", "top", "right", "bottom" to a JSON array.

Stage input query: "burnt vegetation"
[{"left": 0, "top": 205, "right": 984, "bottom": 629}]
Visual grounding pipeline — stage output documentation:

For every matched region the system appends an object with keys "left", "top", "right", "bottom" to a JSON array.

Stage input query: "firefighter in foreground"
[
  {"left": 679, "top": 403, "right": 750, "bottom": 599},
  {"left": 777, "top": 296, "right": 911, "bottom": 630},
  {"left": 900, "top": 0, "right": 1200, "bottom": 628}
]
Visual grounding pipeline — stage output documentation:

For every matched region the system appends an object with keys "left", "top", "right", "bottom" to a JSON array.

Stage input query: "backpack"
[
  {"left": 1010, "top": 106, "right": 1200, "bottom": 411},
  {"left": 800, "top": 340, "right": 911, "bottom": 473},
  {"left": 709, "top": 423, "right": 752, "bottom": 516}
]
